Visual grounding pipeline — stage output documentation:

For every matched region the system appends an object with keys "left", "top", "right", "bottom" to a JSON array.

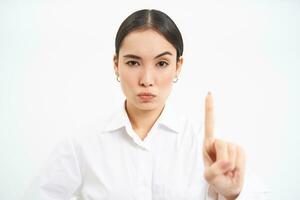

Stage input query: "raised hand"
[{"left": 202, "top": 92, "right": 246, "bottom": 200}]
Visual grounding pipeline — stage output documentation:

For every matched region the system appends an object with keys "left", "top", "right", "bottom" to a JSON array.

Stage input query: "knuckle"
[
  {"left": 228, "top": 144, "right": 236, "bottom": 154},
  {"left": 215, "top": 139, "right": 224, "bottom": 147}
]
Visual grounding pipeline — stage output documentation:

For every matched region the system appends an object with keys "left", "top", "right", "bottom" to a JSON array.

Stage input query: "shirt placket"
[{"left": 135, "top": 146, "right": 153, "bottom": 200}]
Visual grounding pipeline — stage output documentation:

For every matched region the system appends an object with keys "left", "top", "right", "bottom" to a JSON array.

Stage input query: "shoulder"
[{"left": 57, "top": 109, "right": 118, "bottom": 154}]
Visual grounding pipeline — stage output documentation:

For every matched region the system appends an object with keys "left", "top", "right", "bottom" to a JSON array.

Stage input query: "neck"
[{"left": 125, "top": 100, "right": 164, "bottom": 140}]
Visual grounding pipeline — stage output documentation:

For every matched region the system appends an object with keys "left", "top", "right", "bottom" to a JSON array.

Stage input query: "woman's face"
[{"left": 114, "top": 28, "right": 183, "bottom": 112}]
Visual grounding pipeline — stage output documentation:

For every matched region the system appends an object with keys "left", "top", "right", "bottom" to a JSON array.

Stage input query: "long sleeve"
[
  {"left": 205, "top": 171, "right": 270, "bottom": 200},
  {"left": 23, "top": 139, "right": 82, "bottom": 200}
]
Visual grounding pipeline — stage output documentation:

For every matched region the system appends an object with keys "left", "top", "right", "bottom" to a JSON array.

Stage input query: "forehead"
[{"left": 119, "top": 29, "right": 176, "bottom": 58}]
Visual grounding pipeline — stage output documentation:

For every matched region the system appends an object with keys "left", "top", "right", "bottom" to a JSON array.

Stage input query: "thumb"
[{"left": 204, "top": 160, "right": 232, "bottom": 182}]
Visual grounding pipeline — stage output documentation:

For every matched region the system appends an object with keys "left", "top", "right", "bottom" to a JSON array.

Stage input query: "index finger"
[{"left": 205, "top": 92, "right": 214, "bottom": 143}]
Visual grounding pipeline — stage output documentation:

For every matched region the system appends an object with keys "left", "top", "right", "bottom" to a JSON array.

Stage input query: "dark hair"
[{"left": 115, "top": 9, "right": 184, "bottom": 62}]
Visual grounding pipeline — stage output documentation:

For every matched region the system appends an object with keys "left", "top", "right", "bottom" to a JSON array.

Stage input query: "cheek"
[
  {"left": 158, "top": 72, "right": 174, "bottom": 89},
  {"left": 120, "top": 69, "right": 137, "bottom": 92},
  {"left": 122, "top": 73, "right": 135, "bottom": 85}
]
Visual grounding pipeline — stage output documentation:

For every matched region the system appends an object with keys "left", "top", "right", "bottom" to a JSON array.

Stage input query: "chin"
[
  {"left": 135, "top": 101, "right": 163, "bottom": 111},
  {"left": 137, "top": 103, "right": 159, "bottom": 111}
]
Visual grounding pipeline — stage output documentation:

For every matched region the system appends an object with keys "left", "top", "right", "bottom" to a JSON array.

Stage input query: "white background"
[{"left": 1, "top": 0, "right": 299, "bottom": 199}]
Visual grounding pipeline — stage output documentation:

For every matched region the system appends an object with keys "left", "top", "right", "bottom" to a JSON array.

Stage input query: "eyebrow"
[{"left": 123, "top": 51, "right": 173, "bottom": 59}]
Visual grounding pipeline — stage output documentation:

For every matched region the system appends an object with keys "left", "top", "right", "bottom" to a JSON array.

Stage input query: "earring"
[
  {"left": 173, "top": 76, "right": 178, "bottom": 83},
  {"left": 115, "top": 72, "right": 120, "bottom": 82}
]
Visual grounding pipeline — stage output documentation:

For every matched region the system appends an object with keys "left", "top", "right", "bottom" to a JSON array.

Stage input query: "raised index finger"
[{"left": 205, "top": 92, "right": 214, "bottom": 143}]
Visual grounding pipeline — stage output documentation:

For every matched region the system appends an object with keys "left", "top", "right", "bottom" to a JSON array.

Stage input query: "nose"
[{"left": 139, "top": 68, "right": 154, "bottom": 87}]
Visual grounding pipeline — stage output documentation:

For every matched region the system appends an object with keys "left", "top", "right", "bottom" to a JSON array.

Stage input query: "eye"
[
  {"left": 157, "top": 61, "right": 169, "bottom": 68},
  {"left": 126, "top": 60, "right": 140, "bottom": 67}
]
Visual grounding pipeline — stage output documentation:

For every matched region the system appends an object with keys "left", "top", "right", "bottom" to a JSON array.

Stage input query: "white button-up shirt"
[{"left": 24, "top": 100, "right": 269, "bottom": 200}]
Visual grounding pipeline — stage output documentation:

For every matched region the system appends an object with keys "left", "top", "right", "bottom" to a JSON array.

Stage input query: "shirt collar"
[
  {"left": 103, "top": 100, "right": 131, "bottom": 132},
  {"left": 103, "top": 99, "right": 184, "bottom": 134},
  {"left": 156, "top": 99, "right": 185, "bottom": 134}
]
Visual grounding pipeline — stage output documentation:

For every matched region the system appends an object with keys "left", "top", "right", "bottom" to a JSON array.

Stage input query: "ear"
[
  {"left": 113, "top": 54, "right": 119, "bottom": 75},
  {"left": 176, "top": 56, "right": 183, "bottom": 76}
]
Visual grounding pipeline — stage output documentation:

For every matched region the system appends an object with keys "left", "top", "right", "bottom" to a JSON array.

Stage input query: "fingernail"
[{"left": 207, "top": 91, "right": 212, "bottom": 96}]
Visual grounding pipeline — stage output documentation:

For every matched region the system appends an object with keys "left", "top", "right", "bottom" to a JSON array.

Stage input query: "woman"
[{"left": 25, "top": 9, "right": 268, "bottom": 200}]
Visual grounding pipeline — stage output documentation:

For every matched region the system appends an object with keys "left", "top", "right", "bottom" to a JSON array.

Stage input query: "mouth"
[{"left": 137, "top": 92, "right": 157, "bottom": 101}]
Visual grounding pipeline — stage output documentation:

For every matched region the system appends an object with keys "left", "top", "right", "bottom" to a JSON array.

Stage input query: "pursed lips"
[
  {"left": 137, "top": 92, "right": 156, "bottom": 97},
  {"left": 137, "top": 92, "right": 157, "bottom": 101}
]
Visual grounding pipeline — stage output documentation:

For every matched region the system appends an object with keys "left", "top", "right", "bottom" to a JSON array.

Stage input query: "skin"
[
  {"left": 203, "top": 92, "right": 246, "bottom": 199},
  {"left": 113, "top": 28, "right": 183, "bottom": 139},
  {"left": 113, "top": 28, "right": 246, "bottom": 199}
]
